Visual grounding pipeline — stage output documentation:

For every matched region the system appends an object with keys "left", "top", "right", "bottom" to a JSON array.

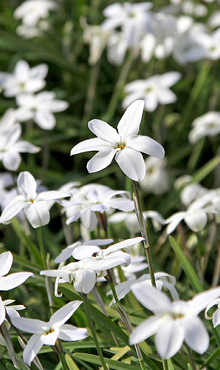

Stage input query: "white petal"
[
  {"left": 165, "top": 212, "right": 187, "bottom": 235},
  {"left": 35, "top": 112, "right": 56, "bottom": 130},
  {"left": 2, "top": 152, "right": 21, "bottom": 171},
  {"left": 106, "top": 237, "right": 143, "bottom": 254},
  {"left": 23, "top": 334, "right": 44, "bottom": 366},
  {"left": 24, "top": 201, "right": 50, "bottom": 228},
  {"left": 0, "top": 297, "right": 6, "bottom": 325},
  {"left": 18, "top": 171, "right": 37, "bottom": 200},
  {"left": 71, "top": 138, "right": 108, "bottom": 155},
  {"left": 190, "top": 287, "right": 220, "bottom": 315},
  {"left": 144, "top": 93, "right": 158, "bottom": 112},
  {"left": 87, "top": 147, "right": 116, "bottom": 173},
  {"left": 213, "top": 307, "right": 220, "bottom": 327},
  {"left": 50, "top": 301, "right": 82, "bottom": 328},
  {"left": 73, "top": 269, "right": 96, "bottom": 294},
  {"left": 0, "top": 272, "right": 33, "bottom": 291},
  {"left": 117, "top": 100, "right": 144, "bottom": 141},
  {"left": 184, "top": 212, "right": 207, "bottom": 232},
  {"left": 183, "top": 317, "right": 209, "bottom": 354},
  {"left": 14, "top": 60, "right": 29, "bottom": 80},
  {"left": 88, "top": 119, "right": 120, "bottom": 145},
  {"left": 131, "top": 283, "right": 171, "bottom": 313},
  {"left": 106, "top": 198, "right": 134, "bottom": 212},
  {"left": 14, "top": 141, "right": 41, "bottom": 153},
  {"left": 12, "top": 317, "right": 46, "bottom": 334},
  {"left": 128, "top": 135, "right": 165, "bottom": 159},
  {"left": 116, "top": 148, "right": 145, "bottom": 181},
  {"left": 30, "top": 64, "right": 48, "bottom": 79},
  {"left": 158, "top": 89, "right": 177, "bottom": 105},
  {"left": 130, "top": 316, "right": 162, "bottom": 345},
  {"left": 159, "top": 72, "right": 181, "bottom": 88},
  {"left": 59, "top": 324, "right": 88, "bottom": 341},
  {"left": 155, "top": 320, "right": 184, "bottom": 359},
  {"left": 0, "top": 251, "right": 13, "bottom": 277},
  {"left": 0, "top": 195, "right": 26, "bottom": 224}
]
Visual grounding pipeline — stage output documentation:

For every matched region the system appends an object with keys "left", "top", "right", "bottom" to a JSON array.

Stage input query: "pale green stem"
[
  {"left": 102, "top": 48, "right": 139, "bottom": 122},
  {"left": 52, "top": 339, "right": 69, "bottom": 370},
  {"left": 186, "top": 345, "right": 197, "bottom": 370},
  {"left": 82, "top": 294, "right": 109, "bottom": 370},
  {"left": 162, "top": 359, "right": 169, "bottom": 370},
  {"left": 37, "top": 227, "right": 54, "bottom": 315},
  {"left": 132, "top": 180, "right": 156, "bottom": 287},
  {"left": 59, "top": 352, "right": 69, "bottom": 370},
  {"left": 0, "top": 321, "right": 20, "bottom": 369},
  {"left": 109, "top": 280, "right": 146, "bottom": 370}
]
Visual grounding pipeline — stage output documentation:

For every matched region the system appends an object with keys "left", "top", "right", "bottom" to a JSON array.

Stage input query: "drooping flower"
[
  {"left": 0, "top": 171, "right": 70, "bottom": 228},
  {"left": 15, "top": 92, "right": 69, "bottom": 130},
  {"left": 130, "top": 284, "right": 220, "bottom": 359},
  {"left": 12, "top": 301, "right": 88, "bottom": 366},
  {"left": 71, "top": 100, "right": 165, "bottom": 182},
  {"left": 122, "top": 73, "right": 181, "bottom": 112},
  {"left": 0, "top": 60, "right": 48, "bottom": 97}
]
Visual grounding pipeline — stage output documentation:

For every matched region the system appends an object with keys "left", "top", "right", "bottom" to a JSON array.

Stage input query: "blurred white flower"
[
  {"left": 15, "top": 92, "right": 69, "bottom": 130},
  {"left": 0, "top": 109, "right": 17, "bottom": 134},
  {"left": 63, "top": 183, "right": 134, "bottom": 230},
  {"left": 14, "top": 0, "right": 57, "bottom": 27},
  {"left": 71, "top": 100, "right": 165, "bottom": 181},
  {"left": 0, "top": 171, "right": 70, "bottom": 228},
  {"left": 180, "top": 183, "right": 208, "bottom": 207},
  {"left": 83, "top": 23, "right": 109, "bottom": 65},
  {"left": 130, "top": 284, "right": 220, "bottom": 359},
  {"left": 123, "top": 73, "right": 181, "bottom": 112},
  {"left": 102, "top": 2, "right": 153, "bottom": 47},
  {"left": 109, "top": 210, "right": 165, "bottom": 235},
  {"left": 110, "top": 272, "right": 178, "bottom": 304},
  {"left": 189, "top": 112, "right": 220, "bottom": 143},
  {"left": 0, "top": 60, "right": 48, "bottom": 97},
  {"left": 12, "top": 301, "right": 88, "bottom": 366},
  {"left": 140, "top": 157, "right": 170, "bottom": 195},
  {"left": 107, "top": 31, "right": 128, "bottom": 66},
  {"left": 0, "top": 123, "right": 40, "bottom": 171},
  {"left": 209, "top": 11, "right": 220, "bottom": 29},
  {"left": 205, "top": 298, "right": 220, "bottom": 327}
]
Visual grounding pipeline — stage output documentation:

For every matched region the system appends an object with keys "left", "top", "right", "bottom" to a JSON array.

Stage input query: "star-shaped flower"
[{"left": 71, "top": 100, "right": 165, "bottom": 182}]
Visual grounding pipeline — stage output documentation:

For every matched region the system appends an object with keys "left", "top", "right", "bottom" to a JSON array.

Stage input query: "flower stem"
[
  {"left": 59, "top": 352, "right": 69, "bottom": 370},
  {"left": 82, "top": 294, "right": 109, "bottom": 370},
  {"left": 132, "top": 180, "right": 156, "bottom": 287},
  {"left": 162, "top": 359, "right": 169, "bottom": 370},
  {"left": 0, "top": 321, "right": 20, "bottom": 369}
]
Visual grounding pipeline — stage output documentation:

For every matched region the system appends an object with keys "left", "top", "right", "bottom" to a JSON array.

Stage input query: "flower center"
[
  {"left": 208, "top": 122, "right": 216, "bottom": 129},
  {"left": 118, "top": 143, "right": 126, "bottom": 150},
  {"left": 45, "top": 328, "right": 55, "bottom": 335}
]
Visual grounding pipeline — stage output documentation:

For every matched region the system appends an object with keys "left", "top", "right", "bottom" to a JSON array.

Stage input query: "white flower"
[
  {"left": 41, "top": 237, "right": 143, "bottom": 294},
  {"left": 0, "top": 171, "right": 70, "bottom": 228},
  {"left": 63, "top": 183, "right": 134, "bottom": 229},
  {"left": 189, "top": 112, "right": 220, "bottom": 143},
  {"left": 54, "top": 238, "right": 113, "bottom": 264},
  {"left": 123, "top": 73, "right": 181, "bottom": 112},
  {"left": 83, "top": 23, "right": 109, "bottom": 65},
  {"left": 12, "top": 301, "right": 88, "bottom": 366},
  {"left": 0, "top": 123, "right": 40, "bottom": 171},
  {"left": 0, "top": 60, "right": 48, "bottom": 97},
  {"left": 71, "top": 100, "right": 165, "bottom": 182},
  {"left": 140, "top": 157, "right": 170, "bottom": 195},
  {"left": 0, "top": 109, "right": 17, "bottom": 134},
  {"left": 15, "top": 92, "right": 69, "bottom": 130},
  {"left": 0, "top": 250, "right": 33, "bottom": 325},
  {"left": 130, "top": 284, "right": 220, "bottom": 359},
  {"left": 107, "top": 32, "right": 128, "bottom": 66},
  {"left": 110, "top": 272, "right": 178, "bottom": 305},
  {"left": 180, "top": 183, "right": 208, "bottom": 207},
  {"left": 14, "top": 0, "right": 57, "bottom": 27},
  {"left": 101, "top": 2, "right": 153, "bottom": 47}
]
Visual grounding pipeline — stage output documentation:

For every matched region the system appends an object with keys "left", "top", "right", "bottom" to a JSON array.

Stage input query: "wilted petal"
[
  {"left": 155, "top": 320, "right": 184, "bottom": 359},
  {"left": 116, "top": 148, "right": 146, "bottom": 181},
  {"left": 87, "top": 147, "right": 116, "bottom": 173},
  {"left": 24, "top": 201, "right": 50, "bottom": 228},
  {"left": 117, "top": 100, "right": 144, "bottom": 141},
  {"left": 59, "top": 324, "right": 88, "bottom": 341},
  {"left": 128, "top": 135, "right": 165, "bottom": 159}
]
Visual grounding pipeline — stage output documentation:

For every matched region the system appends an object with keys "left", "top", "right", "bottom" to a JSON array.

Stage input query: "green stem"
[
  {"left": 82, "top": 294, "right": 109, "bottom": 370},
  {"left": 37, "top": 227, "right": 47, "bottom": 270},
  {"left": 162, "top": 359, "right": 169, "bottom": 370},
  {"left": 103, "top": 48, "right": 139, "bottom": 122},
  {"left": 132, "top": 180, "right": 156, "bottom": 287},
  {"left": 0, "top": 321, "right": 20, "bottom": 369},
  {"left": 186, "top": 345, "right": 197, "bottom": 370},
  {"left": 59, "top": 350, "right": 69, "bottom": 370}
]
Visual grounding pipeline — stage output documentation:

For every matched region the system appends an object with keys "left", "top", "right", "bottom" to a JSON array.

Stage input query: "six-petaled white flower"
[
  {"left": 12, "top": 301, "right": 88, "bottom": 366},
  {"left": 71, "top": 100, "right": 165, "bottom": 182}
]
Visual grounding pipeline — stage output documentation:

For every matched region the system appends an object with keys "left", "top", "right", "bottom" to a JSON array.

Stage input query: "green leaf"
[
  {"left": 65, "top": 354, "right": 80, "bottom": 370},
  {"left": 169, "top": 236, "right": 203, "bottom": 293},
  {"left": 73, "top": 353, "right": 141, "bottom": 370},
  {"left": 190, "top": 155, "right": 220, "bottom": 184}
]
